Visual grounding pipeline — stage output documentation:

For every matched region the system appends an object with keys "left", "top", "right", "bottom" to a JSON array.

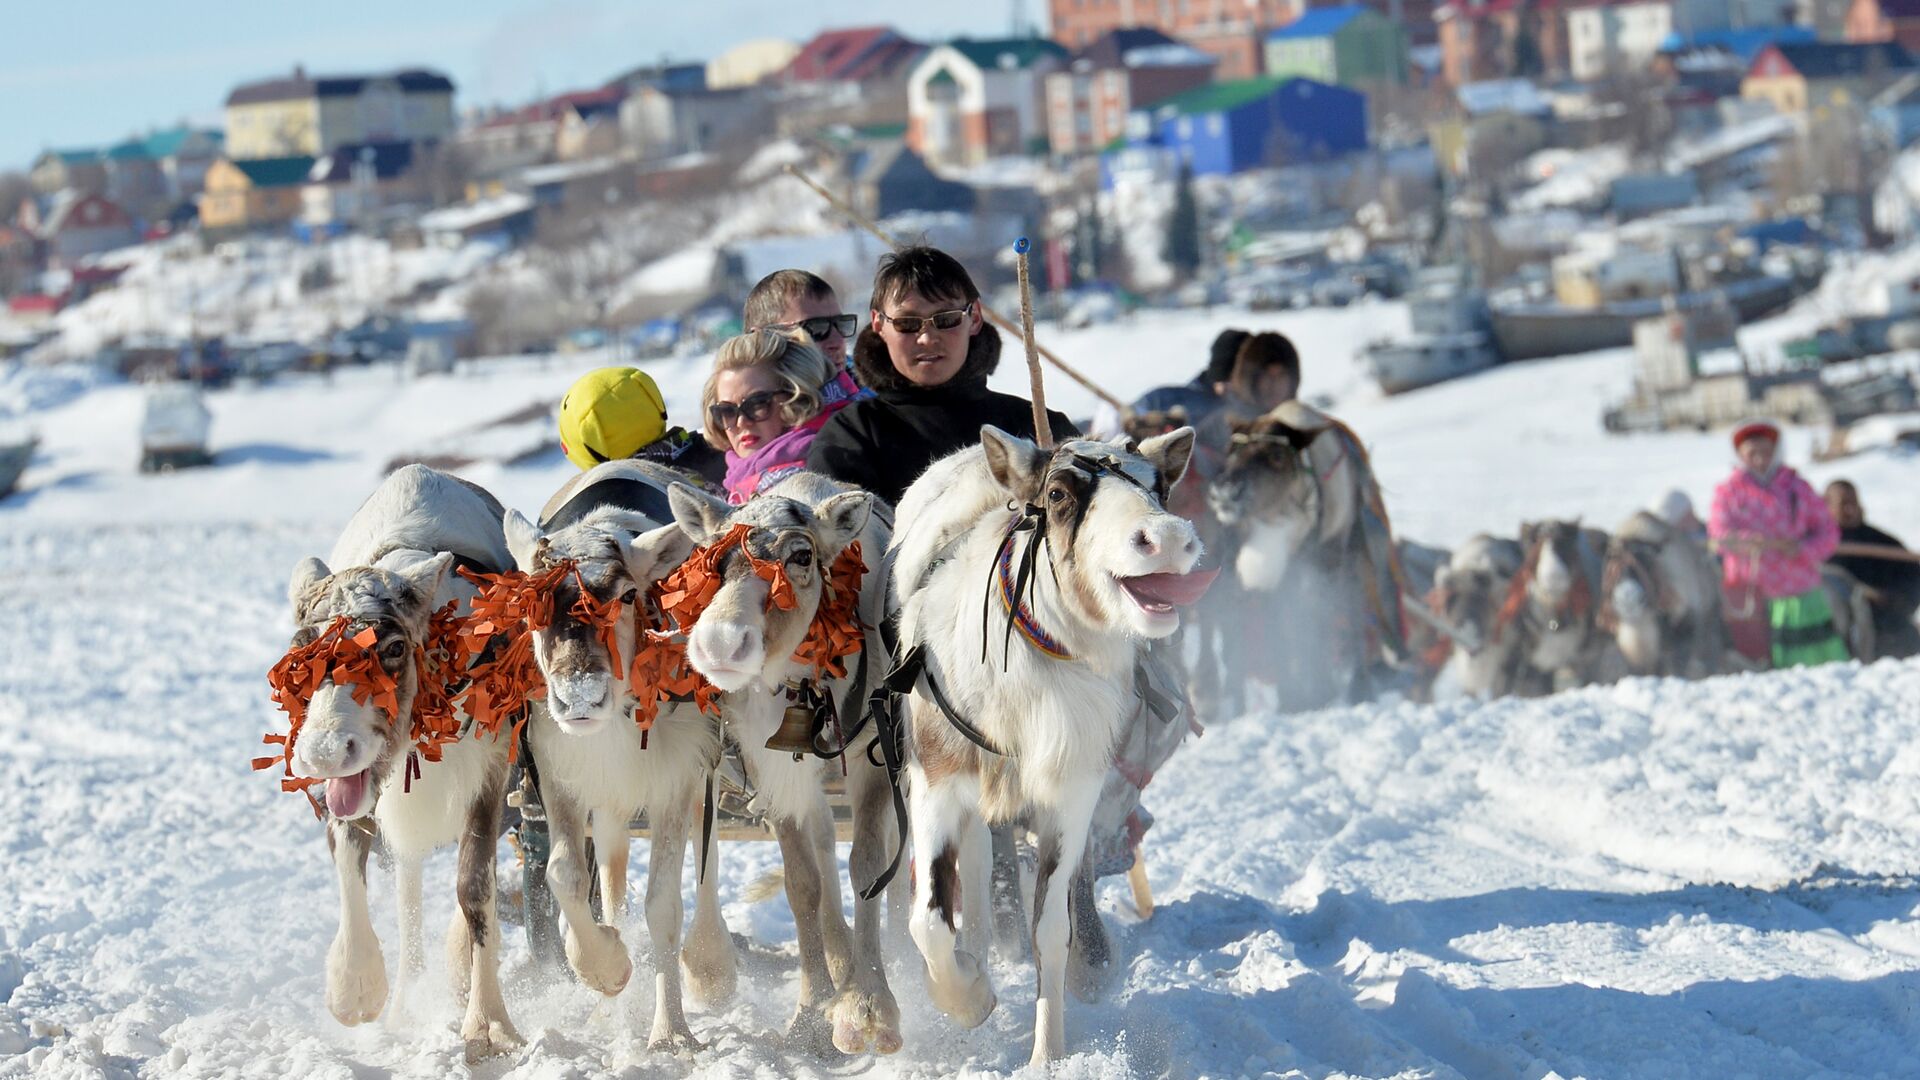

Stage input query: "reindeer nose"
[
  {"left": 722, "top": 625, "right": 762, "bottom": 665},
  {"left": 1132, "top": 528, "right": 1159, "bottom": 556}
]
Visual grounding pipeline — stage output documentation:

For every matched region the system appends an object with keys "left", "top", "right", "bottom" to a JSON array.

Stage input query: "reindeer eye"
[
  {"left": 381, "top": 639, "right": 407, "bottom": 661},
  {"left": 788, "top": 549, "right": 813, "bottom": 569},
  {"left": 1047, "top": 485, "right": 1067, "bottom": 503},
  {"left": 621, "top": 587, "right": 638, "bottom": 605}
]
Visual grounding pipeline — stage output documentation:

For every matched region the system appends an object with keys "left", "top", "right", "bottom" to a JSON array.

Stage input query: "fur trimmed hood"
[{"left": 851, "top": 320, "right": 1001, "bottom": 395}]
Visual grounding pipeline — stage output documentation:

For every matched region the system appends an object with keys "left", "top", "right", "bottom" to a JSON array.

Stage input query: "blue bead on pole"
[{"left": 1014, "top": 237, "right": 1030, "bottom": 255}]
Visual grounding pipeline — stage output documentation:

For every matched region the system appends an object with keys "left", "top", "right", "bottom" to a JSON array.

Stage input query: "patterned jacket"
[{"left": 1707, "top": 464, "right": 1838, "bottom": 601}]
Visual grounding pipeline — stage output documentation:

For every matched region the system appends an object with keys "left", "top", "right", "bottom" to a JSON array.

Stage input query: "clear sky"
[{"left": 0, "top": 0, "right": 1024, "bottom": 171}]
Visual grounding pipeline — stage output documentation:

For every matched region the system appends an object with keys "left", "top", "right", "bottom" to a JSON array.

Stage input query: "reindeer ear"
[
  {"left": 1139, "top": 426, "right": 1196, "bottom": 488},
  {"left": 621, "top": 523, "right": 695, "bottom": 585},
  {"left": 813, "top": 490, "right": 872, "bottom": 555},
  {"left": 981, "top": 425, "right": 1046, "bottom": 500},
  {"left": 397, "top": 550, "right": 455, "bottom": 602},
  {"left": 667, "top": 482, "right": 731, "bottom": 542},
  {"left": 503, "top": 510, "right": 544, "bottom": 570},
  {"left": 288, "top": 557, "right": 330, "bottom": 609}
]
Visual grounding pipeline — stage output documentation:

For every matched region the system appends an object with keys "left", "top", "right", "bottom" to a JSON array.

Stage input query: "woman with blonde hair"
[{"left": 704, "top": 328, "right": 869, "bottom": 504}]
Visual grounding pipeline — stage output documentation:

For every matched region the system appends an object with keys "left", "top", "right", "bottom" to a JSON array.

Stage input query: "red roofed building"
[
  {"left": 1847, "top": 0, "right": 1920, "bottom": 53},
  {"left": 461, "top": 87, "right": 626, "bottom": 168},
  {"left": 1437, "top": 0, "right": 1568, "bottom": 85},
  {"left": 786, "top": 26, "right": 926, "bottom": 83}
]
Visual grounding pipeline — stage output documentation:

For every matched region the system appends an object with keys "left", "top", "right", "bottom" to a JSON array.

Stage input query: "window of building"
[{"left": 1207, "top": 114, "right": 1223, "bottom": 136}]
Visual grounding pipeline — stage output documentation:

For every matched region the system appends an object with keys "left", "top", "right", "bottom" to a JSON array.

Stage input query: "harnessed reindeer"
[
  {"left": 265, "top": 465, "right": 521, "bottom": 1062},
  {"left": 1206, "top": 401, "right": 1407, "bottom": 712},
  {"left": 1493, "top": 520, "right": 1611, "bottom": 696},
  {"left": 890, "top": 426, "right": 1210, "bottom": 1067},
  {"left": 1428, "top": 534, "right": 1526, "bottom": 700},
  {"left": 665, "top": 472, "right": 906, "bottom": 1056},
  {"left": 1597, "top": 511, "right": 1731, "bottom": 679},
  {"left": 492, "top": 460, "right": 729, "bottom": 1053}
]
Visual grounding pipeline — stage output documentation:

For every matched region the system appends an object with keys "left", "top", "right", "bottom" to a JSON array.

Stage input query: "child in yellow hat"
[{"left": 557, "top": 366, "right": 726, "bottom": 487}]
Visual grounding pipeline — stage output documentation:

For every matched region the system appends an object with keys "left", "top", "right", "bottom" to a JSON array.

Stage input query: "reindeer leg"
[
  {"left": 828, "top": 757, "right": 903, "bottom": 1055},
  {"left": 545, "top": 790, "right": 631, "bottom": 996},
  {"left": 645, "top": 792, "right": 701, "bottom": 1054},
  {"left": 681, "top": 784, "right": 738, "bottom": 1007},
  {"left": 1029, "top": 785, "right": 1101, "bottom": 1068},
  {"left": 325, "top": 818, "right": 387, "bottom": 1026},
  {"left": 594, "top": 812, "right": 630, "bottom": 933},
  {"left": 1067, "top": 854, "right": 1116, "bottom": 1003},
  {"left": 384, "top": 853, "right": 424, "bottom": 1029},
  {"left": 812, "top": 796, "right": 856, "bottom": 992},
  {"left": 960, "top": 815, "right": 996, "bottom": 965},
  {"left": 456, "top": 780, "right": 523, "bottom": 1061},
  {"left": 773, "top": 813, "right": 840, "bottom": 1056},
  {"left": 907, "top": 767, "right": 995, "bottom": 1029}
]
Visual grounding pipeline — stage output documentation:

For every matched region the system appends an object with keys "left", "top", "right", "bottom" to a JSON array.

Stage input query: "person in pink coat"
[
  {"left": 1707, "top": 420, "right": 1848, "bottom": 668},
  {"left": 702, "top": 328, "right": 870, "bottom": 505}
]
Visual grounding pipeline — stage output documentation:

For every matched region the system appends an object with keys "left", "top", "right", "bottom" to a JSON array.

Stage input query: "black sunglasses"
[
  {"left": 708, "top": 389, "right": 786, "bottom": 429},
  {"left": 768, "top": 314, "right": 858, "bottom": 343},
  {"left": 878, "top": 305, "right": 970, "bottom": 335}
]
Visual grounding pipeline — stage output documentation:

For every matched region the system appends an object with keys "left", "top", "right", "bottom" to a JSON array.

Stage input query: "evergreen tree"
[{"left": 1163, "top": 161, "right": 1202, "bottom": 281}]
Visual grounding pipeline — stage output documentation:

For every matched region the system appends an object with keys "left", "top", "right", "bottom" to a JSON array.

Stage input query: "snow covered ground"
[{"left": 6, "top": 294, "right": 1920, "bottom": 1078}]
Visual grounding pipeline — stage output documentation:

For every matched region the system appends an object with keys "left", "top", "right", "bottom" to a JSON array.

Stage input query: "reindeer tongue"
[
  {"left": 1121, "top": 566, "right": 1221, "bottom": 608},
  {"left": 325, "top": 769, "right": 371, "bottom": 818}
]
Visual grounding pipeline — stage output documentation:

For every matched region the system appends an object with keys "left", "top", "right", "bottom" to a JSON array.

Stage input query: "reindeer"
[
  {"left": 1599, "top": 510, "right": 1732, "bottom": 679},
  {"left": 1497, "top": 520, "right": 1611, "bottom": 696},
  {"left": 891, "top": 426, "right": 1208, "bottom": 1067},
  {"left": 1206, "top": 400, "right": 1405, "bottom": 713},
  {"left": 277, "top": 465, "right": 520, "bottom": 1062},
  {"left": 665, "top": 472, "right": 905, "bottom": 1056},
  {"left": 1429, "top": 534, "right": 1526, "bottom": 700},
  {"left": 497, "top": 460, "right": 728, "bottom": 1053}
]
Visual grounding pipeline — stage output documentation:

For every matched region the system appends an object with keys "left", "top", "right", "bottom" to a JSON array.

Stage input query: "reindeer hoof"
[
  {"left": 680, "top": 930, "right": 738, "bottom": 1008},
  {"left": 462, "top": 1018, "right": 525, "bottom": 1064},
  {"left": 829, "top": 989, "right": 903, "bottom": 1055},
  {"left": 564, "top": 924, "right": 632, "bottom": 996},
  {"left": 325, "top": 939, "right": 388, "bottom": 1026},
  {"left": 784, "top": 1005, "right": 842, "bottom": 1059},
  {"left": 926, "top": 950, "right": 995, "bottom": 1029},
  {"left": 648, "top": 1027, "right": 704, "bottom": 1057}
]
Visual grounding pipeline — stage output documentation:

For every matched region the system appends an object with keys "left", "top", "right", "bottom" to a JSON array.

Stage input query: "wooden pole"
[
  {"left": 1013, "top": 237, "right": 1054, "bottom": 450},
  {"left": 782, "top": 164, "right": 1127, "bottom": 412},
  {"left": 1833, "top": 541, "right": 1920, "bottom": 565}
]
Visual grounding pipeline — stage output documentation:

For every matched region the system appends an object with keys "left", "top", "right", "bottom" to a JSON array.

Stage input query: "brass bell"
[{"left": 765, "top": 684, "right": 822, "bottom": 758}]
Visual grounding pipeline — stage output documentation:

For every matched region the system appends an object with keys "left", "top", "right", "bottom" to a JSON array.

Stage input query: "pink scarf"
[{"left": 722, "top": 370, "right": 869, "bottom": 504}]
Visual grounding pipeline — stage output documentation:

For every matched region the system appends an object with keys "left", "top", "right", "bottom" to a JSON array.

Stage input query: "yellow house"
[
  {"left": 225, "top": 66, "right": 455, "bottom": 159},
  {"left": 1741, "top": 40, "right": 1914, "bottom": 114},
  {"left": 198, "top": 156, "right": 314, "bottom": 231}
]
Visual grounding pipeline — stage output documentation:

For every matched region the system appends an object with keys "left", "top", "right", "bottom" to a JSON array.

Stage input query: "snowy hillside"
[{"left": 5, "top": 296, "right": 1920, "bottom": 1078}]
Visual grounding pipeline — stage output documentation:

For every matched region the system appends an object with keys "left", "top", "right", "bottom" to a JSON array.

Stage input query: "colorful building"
[
  {"left": 1045, "top": 27, "right": 1217, "bottom": 156},
  {"left": 1742, "top": 40, "right": 1915, "bottom": 114},
  {"left": 1112, "top": 75, "right": 1368, "bottom": 181},
  {"left": 224, "top": 66, "right": 454, "bottom": 159},
  {"left": 1265, "top": 6, "right": 1410, "bottom": 87},
  {"left": 1047, "top": 0, "right": 1305, "bottom": 78},
  {"left": 907, "top": 38, "right": 1070, "bottom": 166},
  {"left": 197, "top": 157, "right": 315, "bottom": 232}
]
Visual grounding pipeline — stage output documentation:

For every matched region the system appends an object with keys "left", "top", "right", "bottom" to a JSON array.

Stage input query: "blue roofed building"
[
  {"left": 1104, "top": 75, "right": 1367, "bottom": 186},
  {"left": 1264, "top": 6, "right": 1409, "bottom": 87}
]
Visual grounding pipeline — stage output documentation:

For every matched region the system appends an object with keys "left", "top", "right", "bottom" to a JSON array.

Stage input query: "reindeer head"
[
  {"left": 1519, "top": 520, "right": 1585, "bottom": 609},
  {"left": 668, "top": 483, "right": 872, "bottom": 692},
  {"left": 283, "top": 550, "right": 452, "bottom": 819},
  {"left": 1208, "top": 414, "right": 1319, "bottom": 530},
  {"left": 501, "top": 506, "right": 694, "bottom": 734},
  {"left": 982, "top": 427, "right": 1205, "bottom": 641}
]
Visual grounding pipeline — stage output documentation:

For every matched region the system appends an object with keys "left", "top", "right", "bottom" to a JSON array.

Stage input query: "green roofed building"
[{"left": 907, "top": 36, "right": 1070, "bottom": 167}]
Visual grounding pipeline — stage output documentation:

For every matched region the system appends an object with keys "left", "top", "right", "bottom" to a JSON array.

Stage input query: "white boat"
[{"left": 1365, "top": 266, "right": 1499, "bottom": 395}]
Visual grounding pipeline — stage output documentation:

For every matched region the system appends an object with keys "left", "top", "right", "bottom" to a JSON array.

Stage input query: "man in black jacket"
[
  {"left": 805, "top": 246, "right": 1078, "bottom": 508},
  {"left": 1825, "top": 479, "right": 1920, "bottom": 657}
]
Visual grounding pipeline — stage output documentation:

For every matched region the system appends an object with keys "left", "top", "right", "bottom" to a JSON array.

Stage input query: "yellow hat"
[{"left": 558, "top": 367, "right": 667, "bottom": 470}]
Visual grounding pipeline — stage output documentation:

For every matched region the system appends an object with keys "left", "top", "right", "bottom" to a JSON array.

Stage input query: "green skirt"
[{"left": 1769, "top": 588, "right": 1851, "bottom": 668}]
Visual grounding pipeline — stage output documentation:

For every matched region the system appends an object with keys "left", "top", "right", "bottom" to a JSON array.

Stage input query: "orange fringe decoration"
[{"left": 257, "top": 603, "right": 476, "bottom": 813}]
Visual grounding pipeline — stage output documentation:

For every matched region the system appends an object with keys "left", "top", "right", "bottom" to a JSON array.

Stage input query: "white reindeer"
[
  {"left": 1600, "top": 510, "right": 1731, "bottom": 679},
  {"left": 280, "top": 464, "right": 520, "bottom": 1061},
  {"left": 1430, "top": 533, "right": 1525, "bottom": 700},
  {"left": 499, "top": 460, "right": 727, "bottom": 1052},
  {"left": 891, "top": 427, "right": 1204, "bottom": 1068},
  {"left": 666, "top": 472, "right": 905, "bottom": 1056}
]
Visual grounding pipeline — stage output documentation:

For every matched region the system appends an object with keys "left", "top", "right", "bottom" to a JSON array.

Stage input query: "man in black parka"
[{"left": 805, "top": 246, "right": 1078, "bottom": 508}]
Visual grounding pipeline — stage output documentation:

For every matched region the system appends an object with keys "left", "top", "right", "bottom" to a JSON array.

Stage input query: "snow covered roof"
[
  {"left": 1457, "top": 78, "right": 1552, "bottom": 116},
  {"left": 417, "top": 193, "right": 534, "bottom": 233}
]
